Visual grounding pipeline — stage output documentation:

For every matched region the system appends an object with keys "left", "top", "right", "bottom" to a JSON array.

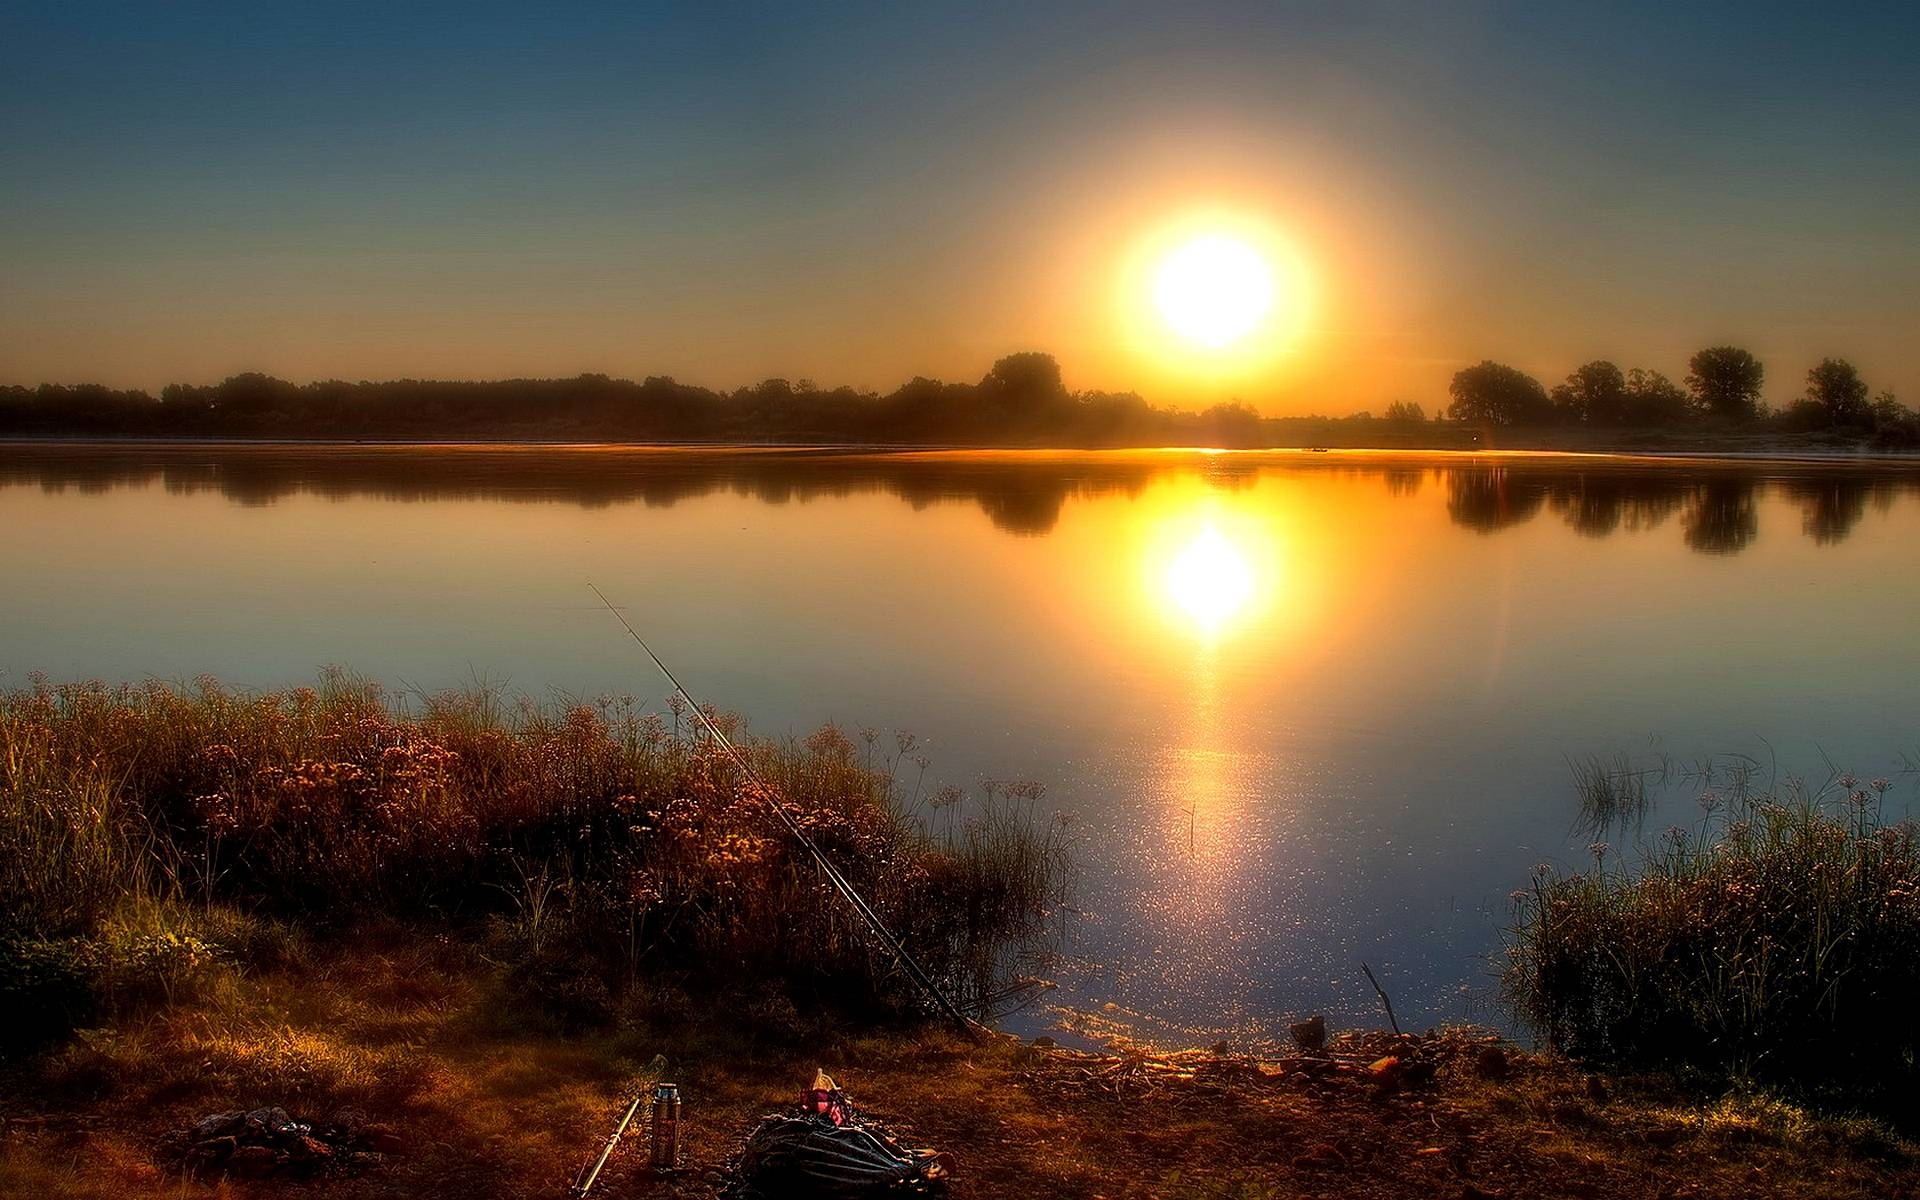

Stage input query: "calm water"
[{"left": 5, "top": 443, "right": 1919, "bottom": 1043}]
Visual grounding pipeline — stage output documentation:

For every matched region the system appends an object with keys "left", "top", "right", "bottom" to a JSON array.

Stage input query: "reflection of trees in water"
[
  {"left": 3, "top": 446, "right": 1915, "bottom": 551},
  {"left": 1381, "top": 468, "right": 1423, "bottom": 497},
  {"left": 1683, "top": 478, "right": 1761, "bottom": 555},
  {"left": 1782, "top": 478, "right": 1874, "bottom": 546},
  {"left": 0, "top": 447, "right": 1159, "bottom": 537},
  {"left": 1545, "top": 474, "right": 1691, "bottom": 538},
  {"left": 1446, "top": 469, "right": 1549, "bottom": 532}
]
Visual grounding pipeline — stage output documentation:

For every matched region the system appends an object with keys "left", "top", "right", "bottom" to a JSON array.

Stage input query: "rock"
[
  {"left": 244, "top": 1107, "right": 293, "bottom": 1136},
  {"left": 288, "top": 1135, "right": 334, "bottom": 1161},
  {"left": 192, "top": 1111, "right": 246, "bottom": 1141},
  {"left": 189, "top": 1135, "right": 238, "bottom": 1163},
  {"left": 1030, "top": 1036, "right": 1055, "bottom": 1050},
  {"left": 1472, "top": 1045, "right": 1509, "bottom": 1080},
  {"left": 227, "top": 1145, "right": 279, "bottom": 1179},
  {"left": 1289, "top": 1014, "right": 1327, "bottom": 1052}
]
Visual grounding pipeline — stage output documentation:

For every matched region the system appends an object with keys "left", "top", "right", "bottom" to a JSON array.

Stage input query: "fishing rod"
[
  {"left": 588, "top": 583, "right": 982, "bottom": 1040},
  {"left": 568, "top": 1053, "right": 669, "bottom": 1197},
  {"left": 569, "top": 1090, "right": 644, "bottom": 1197}
]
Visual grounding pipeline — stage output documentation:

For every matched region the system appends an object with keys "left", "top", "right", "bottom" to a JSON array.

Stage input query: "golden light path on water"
[{"left": 1126, "top": 486, "right": 1295, "bottom": 1023}]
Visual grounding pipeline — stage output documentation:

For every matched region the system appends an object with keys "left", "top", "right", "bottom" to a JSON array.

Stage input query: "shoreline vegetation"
[
  {"left": 4, "top": 675, "right": 1920, "bottom": 1194},
  {"left": 5, "top": 348, "right": 1916, "bottom": 453}
]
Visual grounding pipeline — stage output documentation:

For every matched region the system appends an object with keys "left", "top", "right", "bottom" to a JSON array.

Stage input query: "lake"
[{"left": 4, "top": 443, "right": 1918, "bottom": 1044}]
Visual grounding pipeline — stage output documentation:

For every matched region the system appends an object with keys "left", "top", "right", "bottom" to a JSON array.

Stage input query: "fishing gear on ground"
[
  {"left": 568, "top": 1056, "right": 674, "bottom": 1197},
  {"left": 722, "top": 1070, "right": 952, "bottom": 1199}
]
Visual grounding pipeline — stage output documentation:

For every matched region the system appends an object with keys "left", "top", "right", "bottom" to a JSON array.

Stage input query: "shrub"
[
  {"left": 0, "top": 674, "right": 1068, "bottom": 1028},
  {"left": 1506, "top": 775, "right": 1920, "bottom": 1110}
]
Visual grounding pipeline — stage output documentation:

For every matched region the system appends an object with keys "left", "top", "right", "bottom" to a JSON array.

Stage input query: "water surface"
[{"left": 5, "top": 443, "right": 1918, "bottom": 1042}]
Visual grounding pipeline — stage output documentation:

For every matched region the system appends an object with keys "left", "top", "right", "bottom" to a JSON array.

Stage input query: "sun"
[{"left": 1153, "top": 234, "right": 1275, "bottom": 348}]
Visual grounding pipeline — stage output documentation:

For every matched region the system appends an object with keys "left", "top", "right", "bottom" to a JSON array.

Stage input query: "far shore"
[{"left": 4, "top": 431, "right": 1919, "bottom": 464}]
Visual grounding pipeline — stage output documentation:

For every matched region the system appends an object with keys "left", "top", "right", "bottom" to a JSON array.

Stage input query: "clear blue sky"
[{"left": 3, "top": 2, "right": 1916, "bottom": 411}]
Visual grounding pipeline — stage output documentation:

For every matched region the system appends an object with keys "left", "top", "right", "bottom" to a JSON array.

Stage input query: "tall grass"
[
  {"left": 0, "top": 672, "right": 1069, "bottom": 1044},
  {"left": 1507, "top": 773, "right": 1920, "bottom": 1108}
]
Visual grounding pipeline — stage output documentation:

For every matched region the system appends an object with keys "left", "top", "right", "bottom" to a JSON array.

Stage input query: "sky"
[{"left": 2, "top": 1, "right": 1917, "bottom": 414}]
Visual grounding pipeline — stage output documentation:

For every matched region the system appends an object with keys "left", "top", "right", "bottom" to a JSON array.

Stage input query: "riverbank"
[
  {"left": 3, "top": 425, "right": 1917, "bottom": 455},
  {"left": 4, "top": 929, "right": 1914, "bottom": 1198}
]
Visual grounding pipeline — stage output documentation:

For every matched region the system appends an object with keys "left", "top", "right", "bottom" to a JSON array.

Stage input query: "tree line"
[
  {"left": 0, "top": 353, "right": 1273, "bottom": 447},
  {"left": 2, "top": 347, "right": 1914, "bottom": 447},
  {"left": 1444, "top": 347, "right": 1917, "bottom": 445}
]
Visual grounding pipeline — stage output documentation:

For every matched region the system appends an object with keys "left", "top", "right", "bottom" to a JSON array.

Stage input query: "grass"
[
  {"left": 6, "top": 673, "right": 1920, "bottom": 1194},
  {"left": 0, "top": 671, "right": 1069, "bottom": 1055},
  {"left": 1507, "top": 769, "right": 1920, "bottom": 1118},
  {"left": 3, "top": 936, "right": 1912, "bottom": 1198}
]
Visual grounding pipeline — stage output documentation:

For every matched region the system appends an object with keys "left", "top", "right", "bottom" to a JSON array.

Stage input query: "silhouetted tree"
[
  {"left": 1383, "top": 400, "right": 1425, "bottom": 423},
  {"left": 1805, "top": 358, "right": 1870, "bottom": 428},
  {"left": 1686, "top": 347, "right": 1764, "bottom": 421},
  {"left": 1551, "top": 361, "right": 1628, "bottom": 425},
  {"left": 1447, "top": 361, "right": 1552, "bottom": 426},
  {"left": 981, "top": 352, "right": 1067, "bottom": 403},
  {"left": 1199, "top": 401, "right": 1264, "bottom": 447},
  {"left": 1622, "top": 369, "right": 1690, "bottom": 425},
  {"left": 1868, "top": 391, "right": 1918, "bottom": 447}
]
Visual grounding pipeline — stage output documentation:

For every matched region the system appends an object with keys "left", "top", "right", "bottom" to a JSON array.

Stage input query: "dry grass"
[
  {"left": 1508, "top": 772, "right": 1920, "bottom": 1117},
  {"left": 2, "top": 937, "right": 1915, "bottom": 1199},
  {"left": 0, "top": 672, "right": 1068, "bottom": 1053}
]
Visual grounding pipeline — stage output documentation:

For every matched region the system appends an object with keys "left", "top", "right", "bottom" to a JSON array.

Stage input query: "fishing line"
[{"left": 588, "top": 583, "right": 980, "bottom": 1038}]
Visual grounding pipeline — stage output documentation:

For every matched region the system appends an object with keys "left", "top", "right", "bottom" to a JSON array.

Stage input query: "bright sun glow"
[
  {"left": 1165, "top": 524, "right": 1255, "bottom": 633},
  {"left": 1154, "top": 234, "right": 1275, "bottom": 348}
]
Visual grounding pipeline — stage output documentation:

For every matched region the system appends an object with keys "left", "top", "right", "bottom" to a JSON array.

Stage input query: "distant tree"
[
  {"left": 1804, "top": 358, "right": 1870, "bottom": 427},
  {"left": 1870, "top": 390, "right": 1910, "bottom": 428},
  {"left": 1621, "top": 369, "right": 1691, "bottom": 425},
  {"left": 981, "top": 352, "right": 1067, "bottom": 402},
  {"left": 1685, "top": 347, "right": 1763, "bottom": 421},
  {"left": 214, "top": 372, "right": 301, "bottom": 416},
  {"left": 1550, "top": 361, "right": 1628, "bottom": 425},
  {"left": 1383, "top": 400, "right": 1425, "bottom": 424},
  {"left": 1869, "top": 390, "right": 1918, "bottom": 447},
  {"left": 1778, "top": 398, "right": 1831, "bottom": 433},
  {"left": 1199, "top": 400, "right": 1265, "bottom": 447},
  {"left": 1447, "top": 361, "right": 1552, "bottom": 426}
]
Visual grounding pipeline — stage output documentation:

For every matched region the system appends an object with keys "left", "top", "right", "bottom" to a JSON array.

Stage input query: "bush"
[
  {"left": 1506, "top": 776, "right": 1920, "bottom": 1109},
  {"left": 0, "top": 674, "right": 1069, "bottom": 1029}
]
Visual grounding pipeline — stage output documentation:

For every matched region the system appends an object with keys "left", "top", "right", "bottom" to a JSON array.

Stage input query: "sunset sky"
[{"left": 3, "top": 2, "right": 1916, "bottom": 414}]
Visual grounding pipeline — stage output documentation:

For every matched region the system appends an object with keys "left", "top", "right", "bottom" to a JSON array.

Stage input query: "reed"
[
  {"left": 0, "top": 672, "right": 1069, "bottom": 1049},
  {"left": 1507, "top": 772, "right": 1920, "bottom": 1109}
]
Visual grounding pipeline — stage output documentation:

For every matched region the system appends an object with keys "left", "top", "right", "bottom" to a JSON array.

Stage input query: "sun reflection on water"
[
  {"left": 1165, "top": 525, "right": 1253, "bottom": 634},
  {"left": 1149, "top": 510, "right": 1276, "bottom": 642}
]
